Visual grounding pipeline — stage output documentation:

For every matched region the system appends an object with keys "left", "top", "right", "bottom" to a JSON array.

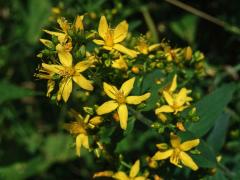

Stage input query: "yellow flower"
[
  {"left": 97, "top": 78, "right": 150, "bottom": 130},
  {"left": 165, "top": 48, "right": 181, "bottom": 61},
  {"left": 93, "top": 16, "right": 138, "bottom": 58},
  {"left": 74, "top": 15, "right": 84, "bottom": 31},
  {"left": 136, "top": 37, "right": 160, "bottom": 55},
  {"left": 44, "top": 17, "right": 70, "bottom": 43},
  {"left": 113, "top": 160, "right": 146, "bottom": 180},
  {"left": 40, "top": 55, "right": 94, "bottom": 102},
  {"left": 155, "top": 75, "right": 192, "bottom": 116},
  {"left": 152, "top": 133, "right": 200, "bottom": 171},
  {"left": 64, "top": 111, "right": 102, "bottom": 156},
  {"left": 112, "top": 56, "right": 128, "bottom": 70}
]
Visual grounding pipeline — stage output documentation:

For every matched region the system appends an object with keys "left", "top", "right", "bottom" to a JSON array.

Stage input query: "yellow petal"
[
  {"left": 57, "top": 17, "right": 70, "bottom": 32},
  {"left": 76, "top": 134, "right": 89, "bottom": 157},
  {"left": 180, "top": 151, "right": 198, "bottom": 171},
  {"left": 75, "top": 15, "right": 84, "bottom": 31},
  {"left": 103, "top": 45, "right": 113, "bottom": 50},
  {"left": 175, "top": 88, "right": 188, "bottom": 107},
  {"left": 56, "top": 44, "right": 73, "bottom": 67},
  {"left": 103, "top": 82, "right": 118, "bottom": 99},
  {"left": 93, "top": 171, "right": 114, "bottom": 178},
  {"left": 74, "top": 60, "right": 92, "bottom": 73},
  {"left": 59, "top": 78, "right": 72, "bottom": 102},
  {"left": 93, "top": 39, "right": 105, "bottom": 45},
  {"left": 170, "top": 133, "right": 181, "bottom": 148},
  {"left": 113, "top": 171, "right": 129, "bottom": 180},
  {"left": 148, "top": 43, "right": 161, "bottom": 52},
  {"left": 89, "top": 116, "right": 102, "bottom": 126},
  {"left": 169, "top": 74, "right": 177, "bottom": 92},
  {"left": 98, "top": 16, "right": 108, "bottom": 39},
  {"left": 40, "top": 39, "right": 54, "bottom": 48},
  {"left": 155, "top": 105, "right": 174, "bottom": 114},
  {"left": 47, "top": 80, "right": 55, "bottom": 97},
  {"left": 152, "top": 149, "right": 173, "bottom": 160},
  {"left": 129, "top": 160, "right": 140, "bottom": 178},
  {"left": 112, "top": 56, "right": 128, "bottom": 70},
  {"left": 73, "top": 74, "right": 93, "bottom": 91},
  {"left": 43, "top": 29, "right": 66, "bottom": 42},
  {"left": 42, "top": 63, "right": 64, "bottom": 74},
  {"left": 118, "top": 104, "right": 128, "bottom": 130},
  {"left": 126, "top": 93, "right": 151, "bottom": 105},
  {"left": 113, "top": 44, "right": 138, "bottom": 58},
  {"left": 120, "top": 77, "right": 135, "bottom": 96},
  {"left": 134, "top": 177, "right": 146, "bottom": 180},
  {"left": 180, "top": 139, "right": 200, "bottom": 151},
  {"left": 113, "top": 20, "right": 128, "bottom": 43},
  {"left": 97, "top": 100, "right": 119, "bottom": 115},
  {"left": 163, "top": 91, "right": 174, "bottom": 106}
]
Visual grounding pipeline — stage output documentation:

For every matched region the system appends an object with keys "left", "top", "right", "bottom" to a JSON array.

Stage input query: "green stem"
[
  {"left": 140, "top": 6, "right": 159, "bottom": 43},
  {"left": 217, "top": 162, "right": 236, "bottom": 179},
  {"left": 120, "top": 161, "right": 131, "bottom": 169},
  {"left": 129, "top": 107, "right": 152, "bottom": 127},
  {"left": 165, "top": 0, "right": 240, "bottom": 35}
]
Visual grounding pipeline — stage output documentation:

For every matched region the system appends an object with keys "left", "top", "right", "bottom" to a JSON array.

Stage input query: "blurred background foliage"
[{"left": 0, "top": 0, "right": 239, "bottom": 179}]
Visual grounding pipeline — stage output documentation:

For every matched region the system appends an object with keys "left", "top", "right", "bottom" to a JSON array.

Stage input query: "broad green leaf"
[
  {"left": 115, "top": 129, "right": 158, "bottom": 153},
  {"left": 41, "top": 133, "right": 75, "bottom": 163},
  {"left": 0, "top": 81, "right": 37, "bottom": 104},
  {"left": 191, "top": 140, "right": 217, "bottom": 168},
  {"left": 140, "top": 70, "right": 172, "bottom": 111},
  {"left": 170, "top": 15, "right": 198, "bottom": 44},
  {"left": 25, "top": 0, "right": 51, "bottom": 44},
  {"left": 187, "top": 83, "right": 236, "bottom": 137},
  {"left": 207, "top": 113, "right": 230, "bottom": 153},
  {"left": 0, "top": 133, "right": 75, "bottom": 180},
  {"left": 0, "top": 157, "right": 48, "bottom": 180}
]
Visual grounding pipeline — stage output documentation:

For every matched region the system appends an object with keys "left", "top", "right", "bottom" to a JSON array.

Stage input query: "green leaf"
[
  {"left": 186, "top": 83, "right": 236, "bottom": 137},
  {"left": 170, "top": 15, "right": 198, "bottom": 44},
  {"left": 25, "top": 0, "right": 51, "bottom": 44},
  {"left": 0, "top": 80, "right": 37, "bottom": 104},
  {"left": 207, "top": 113, "right": 230, "bottom": 153},
  {"left": 123, "top": 116, "right": 136, "bottom": 136},
  {"left": 140, "top": 70, "right": 171, "bottom": 111},
  {"left": 192, "top": 140, "right": 217, "bottom": 168},
  {"left": 115, "top": 129, "right": 158, "bottom": 153}
]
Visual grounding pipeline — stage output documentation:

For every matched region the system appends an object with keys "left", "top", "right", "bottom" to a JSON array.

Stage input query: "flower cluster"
[{"left": 36, "top": 14, "right": 206, "bottom": 179}]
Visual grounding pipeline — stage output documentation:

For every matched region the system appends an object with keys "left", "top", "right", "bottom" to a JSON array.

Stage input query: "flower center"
[
  {"left": 59, "top": 66, "right": 75, "bottom": 77},
  {"left": 115, "top": 91, "right": 126, "bottom": 104},
  {"left": 171, "top": 148, "right": 181, "bottom": 165},
  {"left": 105, "top": 29, "right": 114, "bottom": 47},
  {"left": 137, "top": 40, "right": 149, "bottom": 54}
]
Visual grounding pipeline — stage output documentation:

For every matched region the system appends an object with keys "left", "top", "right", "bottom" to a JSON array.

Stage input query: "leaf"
[
  {"left": 0, "top": 157, "right": 48, "bottom": 180},
  {"left": 115, "top": 129, "right": 158, "bottom": 153},
  {"left": 41, "top": 133, "right": 75, "bottom": 163},
  {"left": 170, "top": 15, "right": 198, "bottom": 44},
  {"left": 123, "top": 116, "right": 136, "bottom": 136},
  {"left": 0, "top": 81, "right": 36, "bottom": 104},
  {"left": 0, "top": 133, "right": 75, "bottom": 180},
  {"left": 207, "top": 113, "right": 230, "bottom": 153},
  {"left": 25, "top": 0, "right": 51, "bottom": 44},
  {"left": 186, "top": 83, "right": 236, "bottom": 137},
  {"left": 191, "top": 140, "right": 217, "bottom": 168},
  {"left": 139, "top": 70, "right": 171, "bottom": 111}
]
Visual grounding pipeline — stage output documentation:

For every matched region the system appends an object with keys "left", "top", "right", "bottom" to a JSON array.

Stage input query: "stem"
[
  {"left": 217, "top": 162, "right": 236, "bottom": 179},
  {"left": 129, "top": 107, "right": 152, "bottom": 127},
  {"left": 140, "top": 6, "right": 159, "bottom": 43},
  {"left": 165, "top": 0, "right": 240, "bottom": 35},
  {"left": 120, "top": 161, "right": 131, "bottom": 169}
]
